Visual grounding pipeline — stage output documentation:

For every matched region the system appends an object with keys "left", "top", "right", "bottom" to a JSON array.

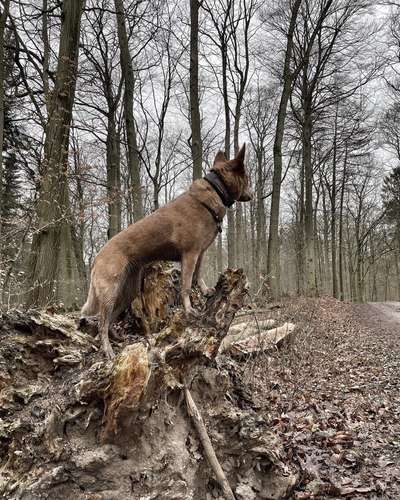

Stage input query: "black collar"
[{"left": 203, "top": 170, "right": 235, "bottom": 208}]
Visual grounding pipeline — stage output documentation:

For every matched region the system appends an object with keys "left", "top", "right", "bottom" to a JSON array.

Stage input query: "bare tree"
[
  {"left": 190, "top": 0, "right": 202, "bottom": 180},
  {"left": 28, "top": 0, "right": 85, "bottom": 309},
  {"left": 0, "top": 0, "right": 10, "bottom": 244},
  {"left": 114, "top": 0, "right": 143, "bottom": 221}
]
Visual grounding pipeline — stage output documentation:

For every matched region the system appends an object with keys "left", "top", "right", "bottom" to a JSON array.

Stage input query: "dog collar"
[{"left": 203, "top": 170, "right": 235, "bottom": 208}]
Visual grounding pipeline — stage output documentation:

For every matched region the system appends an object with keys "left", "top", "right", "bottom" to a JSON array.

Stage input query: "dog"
[{"left": 81, "top": 143, "right": 252, "bottom": 359}]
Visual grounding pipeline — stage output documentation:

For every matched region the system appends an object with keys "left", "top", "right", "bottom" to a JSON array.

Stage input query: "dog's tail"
[{"left": 81, "top": 279, "right": 99, "bottom": 317}]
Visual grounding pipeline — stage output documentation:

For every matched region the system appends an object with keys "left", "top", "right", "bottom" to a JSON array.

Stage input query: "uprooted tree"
[{"left": 0, "top": 266, "right": 297, "bottom": 499}]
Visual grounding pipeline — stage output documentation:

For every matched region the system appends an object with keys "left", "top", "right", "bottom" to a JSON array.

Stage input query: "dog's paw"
[
  {"left": 202, "top": 287, "right": 216, "bottom": 298},
  {"left": 103, "top": 341, "right": 116, "bottom": 361}
]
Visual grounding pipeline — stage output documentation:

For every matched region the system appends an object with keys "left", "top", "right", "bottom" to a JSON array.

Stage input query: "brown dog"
[{"left": 81, "top": 144, "right": 252, "bottom": 358}]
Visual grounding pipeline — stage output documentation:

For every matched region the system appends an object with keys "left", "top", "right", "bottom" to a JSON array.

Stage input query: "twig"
[{"left": 184, "top": 386, "right": 236, "bottom": 500}]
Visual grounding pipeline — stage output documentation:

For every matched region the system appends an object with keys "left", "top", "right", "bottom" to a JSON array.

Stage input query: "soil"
[{"left": 0, "top": 295, "right": 399, "bottom": 499}]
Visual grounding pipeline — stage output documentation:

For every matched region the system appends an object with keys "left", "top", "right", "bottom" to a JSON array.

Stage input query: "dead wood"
[
  {"left": 220, "top": 319, "right": 276, "bottom": 351},
  {"left": 227, "top": 322, "right": 296, "bottom": 356},
  {"left": 185, "top": 386, "right": 236, "bottom": 500}
]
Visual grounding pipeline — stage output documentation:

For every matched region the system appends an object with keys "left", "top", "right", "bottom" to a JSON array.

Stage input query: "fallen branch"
[
  {"left": 184, "top": 386, "right": 236, "bottom": 500},
  {"left": 220, "top": 319, "right": 276, "bottom": 351},
  {"left": 227, "top": 322, "right": 296, "bottom": 356}
]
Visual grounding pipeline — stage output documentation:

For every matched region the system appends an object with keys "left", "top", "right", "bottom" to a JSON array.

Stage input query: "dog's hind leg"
[
  {"left": 193, "top": 251, "right": 215, "bottom": 297},
  {"left": 99, "top": 262, "right": 141, "bottom": 359},
  {"left": 99, "top": 305, "right": 115, "bottom": 360}
]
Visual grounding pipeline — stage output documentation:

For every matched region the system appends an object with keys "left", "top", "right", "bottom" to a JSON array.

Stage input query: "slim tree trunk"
[
  {"left": 321, "top": 182, "right": 330, "bottom": 291},
  {"left": 114, "top": 0, "right": 142, "bottom": 221},
  {"left": 255, "top": 151, "right": 265, "bottom": 284},
  {"left": 267, "top": 0, "right": 302, "bottom": 299},
  {"left": 303, "top": 100, "right": 316, "bottom": 296},
  {"left": 397, "top": 223, "right": 400, "bottom": 300},
  {"left": 222, "top": 46, "right": 235, "bottom": 267},
  {"left": 106, "top": 109, "right": 121, "bottom": 238},
  {"left": 338, "top": 147, "right": 348, "bottom": 301},
  {"left": 331, "top": 103, "right": 338, "bottom": 298},
  {"left": 297, "top": 161, "right": 305, "bottom": 295},
  {"left": 190, "top": 0, "right": 202, "bottom": 181},
  {"left": 217, "top": 232, "right": 223, "bottom": 274},
  {"left": 0, "top": 0, "right": 10, "bottom": 245},
  {"left": 28, "top": 0, "right": 85, "bottom": 309}
]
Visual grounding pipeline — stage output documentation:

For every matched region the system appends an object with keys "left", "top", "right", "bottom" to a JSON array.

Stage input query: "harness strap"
[{"left": 198, "top": 200, "right": 223, "bottom": 233}]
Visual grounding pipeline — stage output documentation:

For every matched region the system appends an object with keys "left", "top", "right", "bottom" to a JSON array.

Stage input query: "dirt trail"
[{"left": 364, "top": 301, "right": 400, "bottom": 331}]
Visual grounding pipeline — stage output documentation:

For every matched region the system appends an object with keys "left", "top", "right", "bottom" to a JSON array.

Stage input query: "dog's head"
[{"left": 212, "top": 143, "right": 253, "bottom": 202}]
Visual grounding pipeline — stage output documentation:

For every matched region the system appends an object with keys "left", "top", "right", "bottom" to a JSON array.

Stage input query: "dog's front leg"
[
  {"left": 194, "top": 252, "right": 215, "bottom": 297},
  {"left": 181, "top": 251, "right": 199, "bottom": 317}
]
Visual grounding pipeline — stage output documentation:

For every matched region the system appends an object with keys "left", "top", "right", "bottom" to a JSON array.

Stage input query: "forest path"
[{"left": 364, "top": 301, "right": 400, "bottom": 332}]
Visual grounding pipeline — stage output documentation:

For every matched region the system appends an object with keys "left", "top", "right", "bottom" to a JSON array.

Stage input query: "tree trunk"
[
  {"left": 217, "top": 232, "right": 223, "bottom": 274},
  {"left": 331, "top": 103, "right": 338, "bottom": 298},
  {"left": 27, "top": 0, "right": 85, "bottom": 309},
  {"left": 106, "top": 109, "right": 122, "bottom": 238},
  {"left": 190, "top": 0, "right": 202, "bottom": 181},
  {"left": 303, "top": 101, "right": 316, "bottom": 296},
  {"left": 221, "top": 46, "right": 235, "bottom": 267},
  {"left": 114, "top": 0, "right": 142, "bottom": 221},
  {"left": 255, "top": 151, "right": 265, "bottom": 284},
  {"left": 0, "top": 0, "right": 10, "bottom": 245},
  {"left": 397, "top": 224, "right": 400, "bottom": 301},
  {"left": 338, "top": 147, "right": 348, "bottom": 301},
  {"left": 267, "top": 0, "right": 302, "bottom": 299}
]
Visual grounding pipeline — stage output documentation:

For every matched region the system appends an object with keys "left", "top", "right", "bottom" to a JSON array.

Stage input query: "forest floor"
[{"left": 247, "top": 296, "right": 400, "bottom": 499}]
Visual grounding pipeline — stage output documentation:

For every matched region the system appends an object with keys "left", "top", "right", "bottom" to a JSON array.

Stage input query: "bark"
[
  {"left": 190, "top": 0, "right": 202, "bottom": 181},
  {"left": 397, "top": 224, "right": 400, "bottom": 300},
  {"left": 267, "top": 0, "right": 302, "bottom": 299},
  {"left": 41, "top": 0, "right": 51, "bottom": 113},
  {"left": 217, "top": 232, "right": 223, "bottom": 273},
  {"left": 302, "top": 96, "right": 316, "bottom": 296},
  {"left": 297, "top": 161, "right": 305, "bottom": 294},
  {"left": 255, "top": 150, "right": 266, "bottom": 281},
  {"left": 27, "top": 0, "right": 85, "bottom": 309},
  {"left": 338, "top": 147, "right": 348, "bottom": 301},
  {"left": 106, "top": 109, "right": 122, "bottom": 238},
  {"left": 114, "top": 0, "right": 142, "bottom": 221},
  {"left": 331, "top": 103, "right": 338, "bottom": 298},
  {"left": 222, "top": 45, "right": 235, "bottom": 267},
  {"left": 0, "top": 0, "right": 10, "bottom": 245},
  {"left": 321, "top": 182, "right": 330, "bottom": 290}
]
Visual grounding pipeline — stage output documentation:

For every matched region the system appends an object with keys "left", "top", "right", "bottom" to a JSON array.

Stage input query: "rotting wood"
[
  {"left": 185, "top": 386, "right": 236, "bottom": 500},
  {"left": 220, "top": 319, "right": 276, "bottom": 351},
  {"left": 226, "top": 322, "right": 296, "bottom": 356}
]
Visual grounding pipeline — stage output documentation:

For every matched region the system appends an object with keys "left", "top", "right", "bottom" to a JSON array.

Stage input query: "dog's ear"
[
  {"left": 213, "top": 150, "right": 227, "bottom": 166},
  {"left": 229, "top": 143, "right": 246, "bottom": 172},
  {"left": 235, "top": 143, "right": 246, "bottom": 164}
]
